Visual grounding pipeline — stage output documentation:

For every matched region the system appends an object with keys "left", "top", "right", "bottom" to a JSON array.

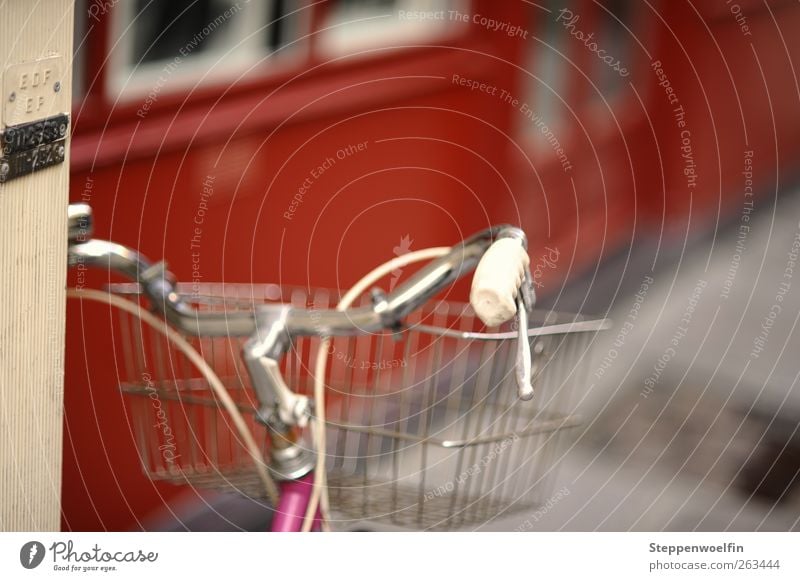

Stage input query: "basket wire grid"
[{"left": 112, "top": 282, "right": 602, "bottom": 530}]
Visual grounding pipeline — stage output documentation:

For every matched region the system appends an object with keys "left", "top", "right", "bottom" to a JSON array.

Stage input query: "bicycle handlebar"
[
  {"left": 68, "top": 204, "right": 529, "bottom": 340},
  {"left": 67, "top": 204, "right": 536, "bottom": 449}
]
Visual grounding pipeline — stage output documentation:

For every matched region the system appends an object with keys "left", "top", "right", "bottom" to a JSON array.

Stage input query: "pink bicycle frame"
[{"left": 271, "top": 473, "right": 321, "bottom": 532}]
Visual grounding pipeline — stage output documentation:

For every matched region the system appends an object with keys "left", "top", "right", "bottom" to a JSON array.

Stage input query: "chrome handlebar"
[{"left": 67, "top": 203, "right": 535, "bottom": 476}]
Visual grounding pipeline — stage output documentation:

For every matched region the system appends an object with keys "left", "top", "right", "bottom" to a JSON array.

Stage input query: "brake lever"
[{"left": 515, "top": 265, "right": 536, "bottom": 401}]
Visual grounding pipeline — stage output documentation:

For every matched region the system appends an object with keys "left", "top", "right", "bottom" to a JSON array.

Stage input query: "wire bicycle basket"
[{"left": 112, "top": 282, "right": 608, "bottom": 530}]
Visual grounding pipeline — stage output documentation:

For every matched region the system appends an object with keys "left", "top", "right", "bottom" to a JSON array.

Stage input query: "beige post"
[{"left": 0, "top": 0, "right": 73, "bottom": 530}]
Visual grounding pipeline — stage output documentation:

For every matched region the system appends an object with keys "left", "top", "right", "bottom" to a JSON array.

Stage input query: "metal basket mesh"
[{"left": 112, "top": 282, "right": 602, "bottom": 530}]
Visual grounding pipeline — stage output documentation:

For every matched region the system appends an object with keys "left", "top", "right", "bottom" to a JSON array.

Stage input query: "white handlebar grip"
[{"left": 470, "top": 237, "right": 530, "bottom": 327}]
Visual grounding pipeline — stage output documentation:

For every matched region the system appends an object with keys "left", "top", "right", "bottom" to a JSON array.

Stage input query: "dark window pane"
[{"left": 131, "top": 0, "right": 234, "bottom": 64}]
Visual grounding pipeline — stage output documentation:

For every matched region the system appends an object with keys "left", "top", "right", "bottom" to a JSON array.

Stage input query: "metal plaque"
[
  {"left": 0, "top": 139, "right": 66, "bottom": 183},
  {"left": 3, "top": 56, "right": 67, "bottom": 127},
  {"left": 1, "top": 113, "right": 69, "bottom": 155}
]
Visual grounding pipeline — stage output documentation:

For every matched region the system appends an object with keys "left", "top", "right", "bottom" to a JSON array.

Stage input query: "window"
[
  {"left": 316, "top": 0, "right": 468, "bottom": 57},
  {"left": 107, "top": 0, "right": 310, "bottom": 101}
]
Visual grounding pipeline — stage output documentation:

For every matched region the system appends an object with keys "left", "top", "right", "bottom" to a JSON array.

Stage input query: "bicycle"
[{"left": 66, "top": 203, "right": 609, "bottom": 531}]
